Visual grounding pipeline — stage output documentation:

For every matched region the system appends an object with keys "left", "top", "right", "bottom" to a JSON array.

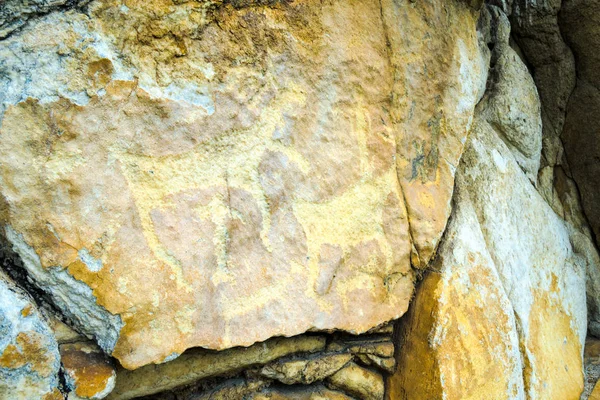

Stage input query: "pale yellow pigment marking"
[
  {"left": 116, "top": 85, "right": 309, "bottom": 292},
  {"left": 43, "top": 151, "right": 86, "bottom": 182},
  {"left": 354, "top": 97, "right": 371, "bottom": 178},
  {"left": 220, "top": 261, "right": 305, "bottom": 318},
  {"left": 294, "top": 167, "right": 402, "bottom": 296}
]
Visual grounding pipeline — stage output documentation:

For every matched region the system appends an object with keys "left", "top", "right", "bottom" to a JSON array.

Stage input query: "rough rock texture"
[
  {"left": 387, "top": 188, "right": 524, "bottom": 399},
  {"left": 388, "top": 6, "right": 588, "bottom": 399},
  {"left": 451, "top": 94, "right": 586, "bottom": 400},
  {"left": 0, "top": 272, "right": 62, "bottom": 400},
  {"left": 479, "top": 6, "right": 542, "bottom": 182},
  {"left": 249, "top": 385, "right": 355, "bottom": 400},
  {"left": 511, "top": 0, "right": 576, "bottom": 168},
  {"left": 106, "top": 335, "right": 326, "bottom": 400},
  {"left": 259, "top": 353, "right": 353, "bottom": 385},
  {"left": 584, "top": 338, "right": 600, "bottom": 400},
  {"left": 592, "top": 383, "right": 600, "bottom": 400},
  {"left": 389, "top": 114, "right": 588, "bottom": 399},
  {"left": 560, "top": 0, "right": 600, "bottom": 335},
  {"left": 104, "top": 330, "right": 395, "bottom": 399},
  {"left": 326, "top": 362, "right": 384, "bottom": 400},
  {"left": 0, "top": 0, "right": 89, "bottom": 39},
  {"left": 510, "top": 0, "right": 600, "bottom": 336},
  {"left": 60, "top": 341, "right": 116, "bottom": 400},
  {"left": 1, "top": 0, "right": 600, "bottom": 399},
  {"left": 0, "top": 0, "right": 485, "bottom": 370}
]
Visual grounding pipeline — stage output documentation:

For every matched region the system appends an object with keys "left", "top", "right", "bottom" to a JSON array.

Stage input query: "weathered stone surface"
[
  {"left": 380, "top": 0, "right": 487, "bottom": 268},
  {"left": 60, "top": 341, "right": 116, "bottom": 400},
  {"left": 184, "top": 378, "right": 269, "bottom": 400},
  {"left": 389, "top": 111, "right": 588, "bottom": 399},
  {"left": 260, "top": 353, "right": 352, "bottom": 385},
  {"left": 560, "top": 0, "right": 600, "bottom": 336},
  {"left": 48, "top": 316, "right": 85, "bottom": 344},
  {"left": 479, "top": 6, "right": 542, "bottom": 181},
  {"left": 0, "top": 0, "right": 89, "bottom": 39},
  {"left": 508, "top": 5, "right": 600, "bottom": 336},
  {"left": 458, "top": 116, "right": 587, "bottom": 399},
  {"left": 511, "top": 0, "right": 576, "bottom": 169},
  {"left": 560, "top": 0, "right": 600, "bottom": 90},
  {"left": 507, "top": 0, "right": 600, "bottom": 337},
  {"left": 106, "top": 335, "right": 326, "bottom": 400},
  {"left": 0, "top": 272, "right": 61, "bottom": 399},
  {"left": 354, "top": 354, "right": 395, "bottom": 374},
  {"left": 325, "top": 336, "right": 397, "bottom": 373},
  {"left": 387, "top": 186, "right": 525, "bottom": 399},
  {"left": 2, "top": 1, "right": 595, "bottom": 399},
  {"left": 584, "top": 337, "right": 600, "bottom": 400},
  {"left": 327, "top": 337, "right": 394, "bottom": 359},
  {"left": 591, "top": 382, "right": 600, "bottom": 400},
  {"left": 0, "top": 0, "right": 485, "bottom": 370},
  {"left": 387, "top": 12, "right": 589, "bottom": 390},
  {"left": 326, "top": 362, "right": 384, "bottom": 400},
  {"left": 250, "top": 384, "right": 355, "bottom": 400}
]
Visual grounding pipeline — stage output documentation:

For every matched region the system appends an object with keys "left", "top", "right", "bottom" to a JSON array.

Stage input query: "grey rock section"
[
  {"left": 0, "top": 10, "right": 133, "bottom": 120},
  {"left": 511, "top": 0, "right": 576, "bottom": 169},
  {"left": 0, "top": 0, "right": 89, "bottom": 39},
  {"left": 479, "top": 5, "right": 542, "bottom": 182},
  {"left": 3, "top": 226, "right": 123, "bottom": 354},
  {"left": 507, "top": 0, "right": 600, "bottom": 338},
  {"left": 0, "top": 271, "right": 61, "bottom": 399},
  {"left": 559, "top": 0, "right": 600, "bottom": 336},
  {"left": 458, "top": 113, "right": 587, "bottom": 397}
]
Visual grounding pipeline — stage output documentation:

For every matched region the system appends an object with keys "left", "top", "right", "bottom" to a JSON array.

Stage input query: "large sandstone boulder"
[
  {"left": 388, "top": 7, "right": 588, "bottom": 397},
  {"left": 457, "top": 116, "right": 586, "bottom": 399},
  {"left": 1, "top": 0, "right": 598, "bottom": 399},
  {"left": 387, "top": 186, "right": 525, "bottom": 399},
  {"left": 388, "top": 114, "right": 588, "bottom": 400},
  {"left": 0, "top": 0, "right": 485, "bottom": 369}
]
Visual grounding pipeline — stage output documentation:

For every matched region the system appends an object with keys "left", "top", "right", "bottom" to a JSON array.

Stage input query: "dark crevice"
[{"left": 57, "top": 365, "right": 70, "bottom": 396}]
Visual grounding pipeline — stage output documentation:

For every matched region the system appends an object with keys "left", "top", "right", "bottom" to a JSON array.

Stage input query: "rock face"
[
  {"left": 1, "top": 0, "right": 600, "bottom": 399},
  {"left": 0, "top": 272, "right": 62, "bottom": 400},
  {"left": 0, "top": 0, "right": 484, "bottom": 370},
  {"left": 388, "top": 104, "right": 588, "bottom": 400},
  {"left": 107, "top": 335, "right": 327, "bottom": 399},
  {"left": 510, "top": 0, "right": 600, "bottom": 337},
  {"left": 388, "top": 6, "right": 588, "bottom": 399},
  {"left": 388, "top": 187, "right": 525, "bottom": 399},
  {"left": 60, "top": 341, "right": 116, "bottom": 400},
  {"left": 457, "top": 115, "right": 586, "bottom": 399},
  {"left": 561, "top": 0, "right": 600, "bottom": 259}
]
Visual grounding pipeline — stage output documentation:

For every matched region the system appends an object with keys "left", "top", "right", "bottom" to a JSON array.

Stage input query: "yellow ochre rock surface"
[{"left": 0, "top": 0, "right": 484, "bottom": 369}]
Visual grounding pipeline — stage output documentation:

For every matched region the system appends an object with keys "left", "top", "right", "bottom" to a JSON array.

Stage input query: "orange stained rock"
[
  {"left": 387, "top": 189, "right": 524, "bottom": 399},
  {"left": 60, "top": 342, "right": 116, "bottom": 399},
  {"left": 42, "top": 388, "right": 65, "bottom": 400},
  {"left": 0, "top": 0, "right": 484, "bottom": 369},
  {"left": 522, "top": 288, "right": 584, "bottom": 400},
  {"left": 0, "top": 332, "right": 57, "bottom": 378}
]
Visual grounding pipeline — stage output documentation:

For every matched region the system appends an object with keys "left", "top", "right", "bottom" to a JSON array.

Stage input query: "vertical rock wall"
[{"left": 0, "top": 0, "right": 599, "bottom": 399}]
